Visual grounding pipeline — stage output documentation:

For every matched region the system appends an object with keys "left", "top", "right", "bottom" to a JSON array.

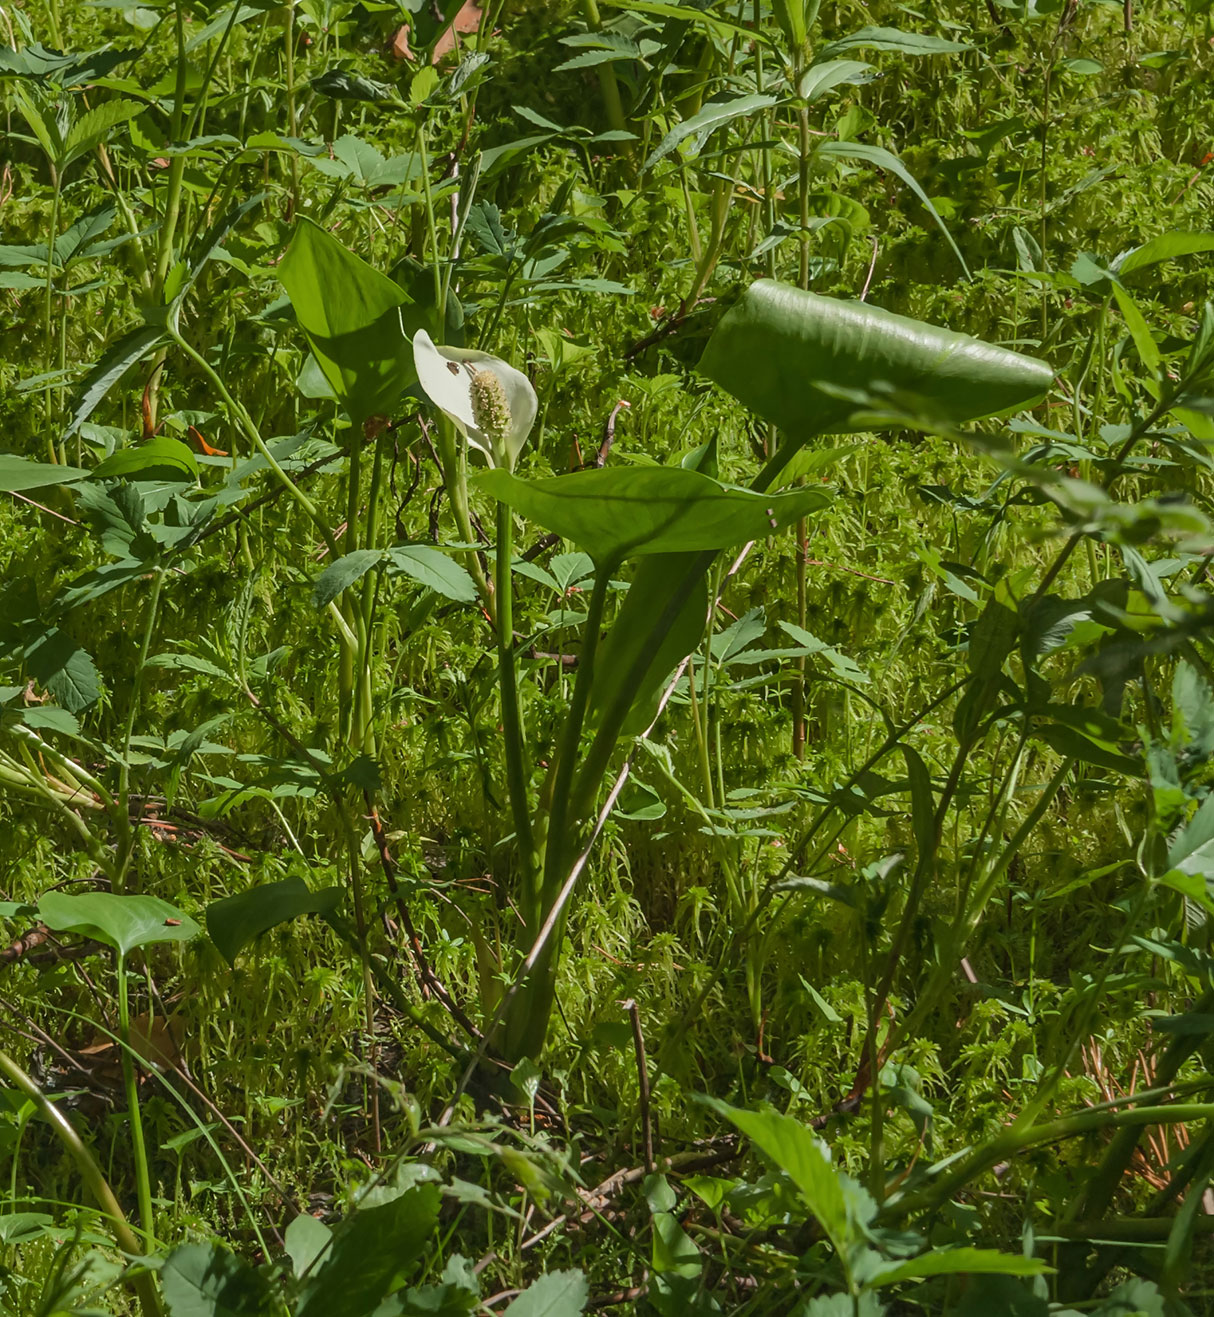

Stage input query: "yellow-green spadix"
[{"left": 412, "top": 329, "right": 538, "bottom": 470}]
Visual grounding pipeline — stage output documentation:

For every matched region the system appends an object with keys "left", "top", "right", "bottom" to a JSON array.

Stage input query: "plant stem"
[
  {"left": 0, "top": 1049, "right": 162, "bottom": 1317},
  {"left": 116, "top": 952, "right": 157, "bottom": 1244},
  {"left": 116, "top": 566, "right": 165, "bottom": 892},
  {"left": 496, "top": 501, "right": 535, "bottom": 883},
  {"left": 580, "top": 0, "right": 627, "bottom": 137}
]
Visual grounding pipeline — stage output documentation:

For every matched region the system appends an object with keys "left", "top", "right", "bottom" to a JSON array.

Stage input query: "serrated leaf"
[
  {"left": 312, "top": 549, "right": 383, "bottom": 609},
  {"left": 644, "top": 93, "right": 777, "bottom": 170},
  {"left": 503, "top": 1269, "right": 588, "bottom": 1316},
  {"left": 385, "top": 545, "right": 478, "bottom": 603},
  {"left": 67, "top": 325, "right": 166, "bottom": 437}
]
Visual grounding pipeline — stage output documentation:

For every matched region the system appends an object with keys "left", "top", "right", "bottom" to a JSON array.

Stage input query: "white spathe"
[{"left": 412, "top": 329, "right": 538, "bottom": 470}]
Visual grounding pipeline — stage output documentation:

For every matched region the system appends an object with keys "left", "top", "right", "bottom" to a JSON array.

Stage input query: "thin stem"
[
  {"left": 116, "top": 953, "right": 156, "bottom": 1244},
  {"left": 541, "top": 565, "right": 612, "bottom": 911},
  {"left": 497, "top": 502, "right": 535, "bottom": 882},
  {"left": 116, "top": 566, "right": 165, "bottom": 891}
]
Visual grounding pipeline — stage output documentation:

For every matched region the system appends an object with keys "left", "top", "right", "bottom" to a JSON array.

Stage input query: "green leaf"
[
  {"left": 472, "top": 466, "right": 831, "bottom": 564},
  {"left": 0, "top": 453, "right": 89, "bottom": 492},
  {"left": 296, "top": 1185, "right": 440, "bottom": 1317},
  {"left": 698, "top": 1096, "right": 861, "bottom": 1252},
  {"left": 819, "top": 25, "right": 970, "bottom": 58},
  {"left": 0, "top": 1213, "right": 53, "bottom": 1245},
  {"left": 644, "top": 93, "right": 777, "bottom": 171},
  {"left": 277, "top": 217, "right": 419, "bottom": 425},
  {"left": 284, "top": 1212, "right": 331, "bottom": 1278},
  {"left": 867, "top": 1247, "right": 1049, "bottom": 1287},
  {"left": 386, "top": 545, "right": 479, "bottom": 603},
  {"left": 38, "top": 891, "right": 200, "bottom": 956},
  {"left": 1116, "top": 231, "right": 1214, "bottom": 277},
  {"left": 1111, "top": 283, "right": 1162, "bottom": 376},
  {"left": 205, "top": 878, "right": 341, "bottom": 967},
  {"left": 25, "top": 629, "right": 103, "bottom": 712},
  {"left": 700, "top": 280, "right": 1053, "bottom": 439},
  {"left": 503, "top": 1269, "right": 589, "bottom": 1316},
  {"left": 67, "top": 325, "right": 166, "bottom": 437},
  {"left": 63, "top": 98, "right": 142, "bottom": 166},
  {"left": 798, "top": 59, "right": 876, "bottom": 101},
  {"left": 92, "top": 435, "right": 199, "bottom": 483},
  {"left": 816, "top": 140, "right": 969, "bottom": 277},
  {"left": 162, "top": 1242, "right": 270, "bottom": 1317},
  {"left": 312, "top": 549, "right": 383, "bottom": 609}
]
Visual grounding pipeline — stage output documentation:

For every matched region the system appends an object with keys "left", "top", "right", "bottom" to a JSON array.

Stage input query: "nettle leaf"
[
  {"left": 472, "top": 466, "right": 831, "bottom": 564},
  {"left": 278, "top": 218, "right": 422, "bottom": 425},
  {"left": 644, "top": 93, "right": 777, "bottom": 171},
  {"left": 698, "top": 1096, "right": 870, "bottom": 1254},
  {"left": 700, "top": 280, "right": 1053, "bottom": 440},
  {"left": 866, "top": 1247, "right": 1049, "bottom": 1287},
  {"left": 386, "top": 545, "right": 479, "bottom": 603},
  {"left": 38, "top": 891, "right": 200, "bottom": 956},
  {"left": 312, "top": 549, "right": 383, "bottom": 609},
  {"left": 24, "top": 628, "right": 102, "bottom": 712},
  {"left": 67, "top": 324, "right": 167, "bottom": 437},
  {"left": 503, "top": 1269, "right": 589, "bottom": 1316},
  {"left": 818, "top": 25, "right": 971, "bottom": 59},
  {"left": 206, "top": 877, "right": 341, "bottom": 966},
  {"left": 798, "top": 59, "right": 877, "bottom": 101},
  {"left": 63, "top": 98, "right": 142, "bottom": 166}
]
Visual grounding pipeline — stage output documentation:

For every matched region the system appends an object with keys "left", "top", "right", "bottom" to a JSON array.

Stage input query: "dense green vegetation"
[{"left": 4, "top": 0, "right": 1214, "bottom": 1311}]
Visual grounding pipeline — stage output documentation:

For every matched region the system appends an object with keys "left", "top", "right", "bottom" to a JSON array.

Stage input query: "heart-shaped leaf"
[
  {"left": 38, "top": 891, "right": 200, "bottom": 956},
  {"left": 472, "top": 466, "right": 831, "bottom": 563},
  {"left": 278, "top": 218, "right": 422, "bottom": 425},
  {"left": 205, "top": 878, "right": 342, "bottom": 967},
  {"left": 699, "top": 280, "right": 1053, "bottom": 439}
]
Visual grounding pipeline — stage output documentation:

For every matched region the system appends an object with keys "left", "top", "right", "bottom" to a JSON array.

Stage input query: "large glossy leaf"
[
  {"left": 295, "top": 1184, "right": 440, "bottom": 1317},
  {"left": 161, "top": 1242, "right": 270, "bottom": 1317},
  {"left": 92, "top": 435, "right": 199, "bottom": 483},
  {"left": 472, "top": 466, "right": 831, "bottom": 563},
  {"left": 206, "top": 878, "right": 341, "bottom": 966},
  {"left": 0, "top": 453, "right": 88, "bottom": 492},
  {"left": 699, "top": 280, "right": 1053, "bottom": 438},
  {"left": 38, "top": 891, "right": 200, "bottom": 956},
  {"left": 278, "top": 218, "right": 419, "bottom": 425}
]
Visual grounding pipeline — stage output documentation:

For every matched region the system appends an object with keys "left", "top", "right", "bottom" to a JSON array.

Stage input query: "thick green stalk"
[
  {"left": 580, "top": 0, "right": 627, "bottom": 137},
  {"left": 497, "top": 502, "right": 535, "bottom": 882},
  {"left": 116, "top": 566, "right": 165, "bottom": 891},
  {"left": 540, "top": 567, "right": 611, "bottom": 908},
  {"left": 116, "top": 953, "right": 156, "bottom": 1243}
]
